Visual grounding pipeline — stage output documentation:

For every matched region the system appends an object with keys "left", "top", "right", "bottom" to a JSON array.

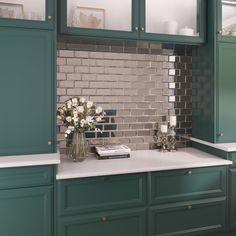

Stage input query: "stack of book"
[{"left": 95, "top": 145, "right": 131, "bottom": 160}]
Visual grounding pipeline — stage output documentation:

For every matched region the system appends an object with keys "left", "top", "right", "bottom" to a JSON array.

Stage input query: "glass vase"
[{"left": 68, "top": 132, "right": 88, "bottom": 162}]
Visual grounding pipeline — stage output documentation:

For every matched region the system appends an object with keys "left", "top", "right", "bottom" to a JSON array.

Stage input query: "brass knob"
[
  {"left": 47, "top": 15, "right": 52, "bottom": 20},
  {"left": 101, "top": 216, "right": 107, "bottom": 222},
  {"left": 187, "top": 170, "right": 192, "bottom": 175},
  {"left": 187, "top": 205, "right": 192, "bottom": 210}
]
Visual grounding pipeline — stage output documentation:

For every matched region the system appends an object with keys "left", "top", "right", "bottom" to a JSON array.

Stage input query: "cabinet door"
[
  {"left": 139, "top": 0, "right": 206, "bottom": 44},
  {"left": 0, "top": 28, "right": 55, "bottom": 155},
  {"left": 0, "top": 0, "right": 55, "bottom": 29},
  {"left": 217, "top": 42, "right": 236, "bottom": 142},
  {"left": 229, "top": 168, "right": 236, "bottom": 229},
  {"left": 57, "top": 208, "right": 146, "bottom": 236},
  {"left": 58, "top": 0, "right": 139, "bottom": 39},
  {"left": 0, "top": 186, "right": 52, "bottom": 236}
]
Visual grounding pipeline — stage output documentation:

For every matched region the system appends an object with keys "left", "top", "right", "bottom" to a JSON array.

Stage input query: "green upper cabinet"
[
  {"left": 0, "top": 0, "right": 55, "bottom": 30},
  {"left": 0, "top": 28, "right": 56, "bottom": 155},
  {"left": 58, "top": 0, "right": 206, "bottom": 45},
  {"left": 139, "top": 0, "right": 206, "bottom": 44},
  {"left": 192, "top": 0, "right": 236, "bottom": 143},
  {"left": 217, "top": 0, "right": 236, "bottom": 42}
]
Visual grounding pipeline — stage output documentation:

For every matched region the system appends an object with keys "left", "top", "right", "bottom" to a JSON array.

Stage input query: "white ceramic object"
[
  {"left": 163, "top": 21, "right": 179, "bottom": 35},
  {"left": 179, "top": 27, "right": 194, "bottom": 36}
]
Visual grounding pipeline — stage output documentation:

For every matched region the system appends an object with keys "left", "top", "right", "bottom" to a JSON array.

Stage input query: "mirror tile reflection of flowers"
[{"left": 57, "top": 97, "right": 105, "bottom": 138}]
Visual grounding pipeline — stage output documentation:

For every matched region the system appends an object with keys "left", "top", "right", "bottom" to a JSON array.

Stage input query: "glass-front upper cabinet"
[
  {"left": 139, "top": 0, "right": 206, "bottom": 44},
  {"left": 0, "top": 0, "right": 54, "bottom": 29},
  {"left": 59, "top": 0, "right": 139, "bottom": 39},
  {"left": 220, "top": 0, "right": 236, "bottom": 38}
]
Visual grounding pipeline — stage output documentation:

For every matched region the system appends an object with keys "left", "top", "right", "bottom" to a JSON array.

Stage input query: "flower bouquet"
[{"left": 57, "top": 97, "right": 104, "bottom": 161}]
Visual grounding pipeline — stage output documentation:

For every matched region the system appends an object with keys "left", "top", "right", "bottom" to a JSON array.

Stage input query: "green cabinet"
[
  {"left": 57, "top": 208, "right": 146, "bottom": 236},
  {"left": 58, "top": 0, "right": 206, "bottom": 44},
  {"left": 0, "top": 165, "right": 54, "bottom": 236},
  {"left": 192, "top": 0, "right": 236, "bottom": 143},
  {"left": 0, "top": 0, "right": 55, "bottom": 30},
  {"left": 149, "top": 199, "right": 226, "bottom": 236},
  {"left": 0, "top": 28, "right": 56, "bottom": 155}
]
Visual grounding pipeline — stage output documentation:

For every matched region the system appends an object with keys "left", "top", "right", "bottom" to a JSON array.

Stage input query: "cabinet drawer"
[
  {"left": 57, "top": 208, "right": 146, "bottom": 236},
  {"left": 149, "top": 198, "right": 226, "bottom": 236},
  {"left": 0, "top": 165, "right": 53, "bottom": 189},
  {"left": 149, "top": 166, "right": 226, "bottom": 204},
  {"left": 57, "top": 173, "right": 146, "bottom": 216}
]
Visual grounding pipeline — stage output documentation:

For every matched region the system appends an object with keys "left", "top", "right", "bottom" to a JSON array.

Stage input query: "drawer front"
[
  {"left": 229, "top": 153, "right": 236, "bottom": 168},
  {"left": 0, "top": 165, "right": 53, "bottom": 189},
  {"left": 149, "top": 166, "right": 226, "bottom": 204},
  {"left": 57, "top": 173, "right": 147, "bottom": 216},
  {"left": 149, "top": 199, "right": 226, "bottom": 236},
  {"left": 57, "top": 208, "right": 146, "bottom": 236}
]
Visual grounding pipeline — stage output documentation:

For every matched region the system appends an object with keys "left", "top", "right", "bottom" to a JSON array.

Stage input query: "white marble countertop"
[
  {"left": 56, "top": 147, "right": 232, "bottom": 180},
  {"left": 0, "top": 152, "right": 60, "bottom": 168},
  {"left": 190, "top": 137, "right": 236, "bottom": 152}
]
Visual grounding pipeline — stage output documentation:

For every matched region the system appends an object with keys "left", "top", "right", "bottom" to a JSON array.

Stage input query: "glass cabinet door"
[
  {"left": 145, "top": 0, "right": 199, "bottom": 36},
  {"left": 67, "top": 0, "right": 132, "bottom": 31},
  {"left": 59, "top": 0, "right": 139, "bottom": 39},
  {"left": 221, "top": 0, "right": 236, "bottom": 36},
  {"left": 0, "top": 0, "right": 54, "bottom": 29}
]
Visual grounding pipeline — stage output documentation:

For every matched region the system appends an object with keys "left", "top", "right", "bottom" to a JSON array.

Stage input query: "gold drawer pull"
[{"left": 101, "top": 216, "right": 107, "bottom": 222}]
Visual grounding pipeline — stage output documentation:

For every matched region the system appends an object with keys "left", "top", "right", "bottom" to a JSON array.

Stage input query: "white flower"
[
  {"left": 96, "top": 117, "right": 102, "bottom": 122},
  {"left": 95, "top": 106, "right": 103, "bottom": 114},
  {"left": 62, "top": 106, "right": 67, "bottom": 111},
  {"left": 80, "top": 97, "right": 86, "bottom": 103},
  {"left": 87, "top": 101, "right": 93, "bottom": 108},
  {"left": 65, "top": 129, "right": 72, "bottom": 135},
  {"left": 86, "top": 116, "right": 93, "bottom": 124},
  {"left": 57, "top": 115, "right": 62, "bottom": 120},
  {"left": 67, "top": 100, "right": 72, "bottom": 109},
  {"left": 73, "top": 110, "right": 78, "bottom": 117},
  {"left": 77, "top": 106, "right": 84, "bottom": 113},
  {"left": 80, "top": 119, "right": 86, "bottom": 127},
  {"left": 72, "top": 117, "right": 78, "bottom": 123},
  {"left": 66, "top": 116, "right": 72, "bottom": 122},
  {"left": 95, "top": 128, "right": 101, "bottom": 132},
  {"left": 72, "top": 98, "right": 78, "bottom": 106},
  {"left": 58, "top": 108, "right": 64, "bottom": 114},
  {"left": 68, "top": 126, "right": 75, "bottom": 131}
]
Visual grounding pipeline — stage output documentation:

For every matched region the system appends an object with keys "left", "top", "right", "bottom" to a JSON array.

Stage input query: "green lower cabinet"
[
  {"left": 149, "top": 198, "right": 226, "bottom": 236},
  {"left": 0, "top": 186, "right": 52, "bottom": 236},
  {"left": 57, "top": 208, "right": 146, "bottom": 236},
  {"left": 229, "top": 168, "right": 236, "bottom": 229}
]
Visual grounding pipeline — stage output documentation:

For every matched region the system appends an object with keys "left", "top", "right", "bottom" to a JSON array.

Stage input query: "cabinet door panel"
[
  {"left": 217, "top": 42, "right": 236, "bottom": 142},
  {"left": 58, "top": 173, "right": 146, "bottom": 216},
  {"left": 229, "top": 168, "right": 236, "bottom": 229},
  {"left": 149, "top": 199, "right": 225, "bottom": 236},
  {"left": 0, "top": 186, "right": 52, "bottom": 236},
  {"left": 0, "top": 28, "right": 55, "bottom": 155},
  {"left": 149, "top": 166, "right": 226, "bottom": 204},
  {"left": 58, "top": 208, "right": 146, "bottom": 236}
]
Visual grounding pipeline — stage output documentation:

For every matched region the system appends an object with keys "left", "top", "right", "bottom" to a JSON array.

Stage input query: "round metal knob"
[
  {"left": 217, "top": 30, "right": 222, "bottom": 34},
  {"left": 47, "top": 15, "right": 52, "bottom": 20},
  {"left": 135, "top": 26, "right": 139, "bottom": 31},
  {"left": 101, "top": 216, "right": 107, "bottom": 222},
  {"left": 187, "top": 170, "right": 192, "bottom": 175},
  {"left": 218, "top": 133, "right": 224, "bottom": 137},
  {"left": 187, "top": 205, "right": 192, "bottom": 210},
  {"left": 141, "top": 27, "right": 145, "bottom": 31},
  {"left": 48, "top": 141, "right": 52, "bottom": 145}
]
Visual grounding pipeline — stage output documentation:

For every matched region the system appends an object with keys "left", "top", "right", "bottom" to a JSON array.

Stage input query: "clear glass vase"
[{"left": 68, "top": 132, "right": 88, "bottom": 162}]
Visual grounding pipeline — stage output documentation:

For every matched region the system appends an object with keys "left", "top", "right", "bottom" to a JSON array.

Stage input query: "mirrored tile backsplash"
[{"left": 57, "top": 40, "right": 192, "bottom": 154}]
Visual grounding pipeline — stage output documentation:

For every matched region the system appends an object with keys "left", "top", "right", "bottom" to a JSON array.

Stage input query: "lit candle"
[
  {"left": 161, "top": 124, "right": 168, "bottom": 133},
  {"left": 170, "top": 116, "right": 177, "bottom": 126}
]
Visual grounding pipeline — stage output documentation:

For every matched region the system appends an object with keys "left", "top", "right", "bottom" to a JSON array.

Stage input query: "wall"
[{"left": 57, "top": 39, "right": 192, "bottom": 154}]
